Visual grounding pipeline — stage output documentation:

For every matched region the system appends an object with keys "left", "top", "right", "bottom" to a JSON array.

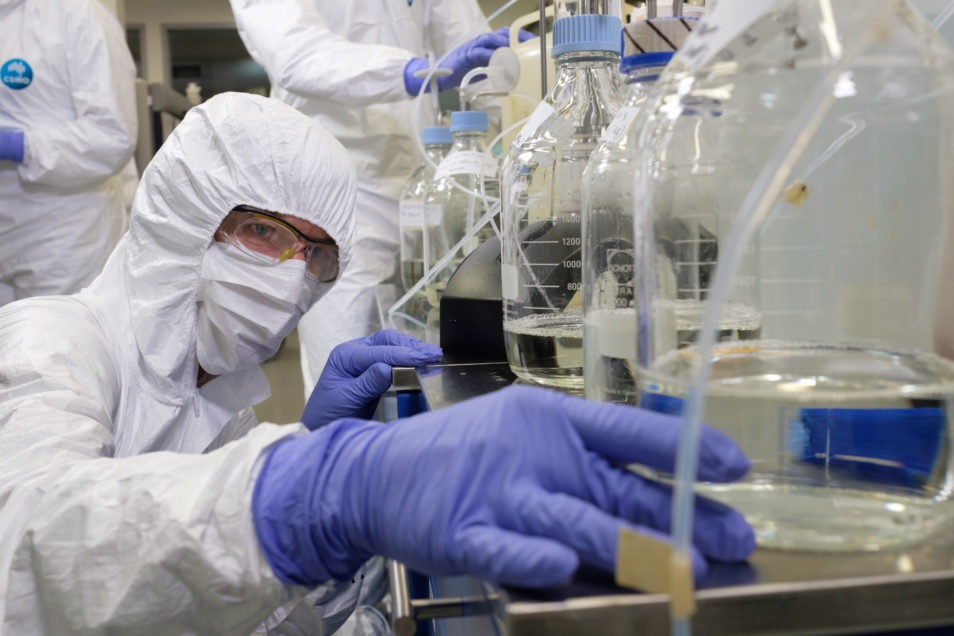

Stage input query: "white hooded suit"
[
  {"left": 230, "top": 0, "right": 486, "bottom": 388},
  {"left": 0, "top": 0, "right": 136, "bottom": 305},
  {"left": 0, "top": 93, "right": 363, "bottom": 635}
]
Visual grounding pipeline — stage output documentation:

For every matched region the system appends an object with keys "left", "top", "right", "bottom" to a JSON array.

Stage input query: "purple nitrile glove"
[
  {"left": 0, "top": 129, "right": 24, "bottom": 163},
  {"left": 300, "top": 329, "right": 441, "bottom": 430},
  {"left": 404, "top": 27, "right": 536, "bottom": 95},
  {"left": 253, "top": 385, "right": 755, "bottom": 588}
]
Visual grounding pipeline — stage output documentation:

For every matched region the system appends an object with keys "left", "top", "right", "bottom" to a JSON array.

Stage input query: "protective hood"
[{"left": 87, "top": 92, "right": 356, "bottom": 403}]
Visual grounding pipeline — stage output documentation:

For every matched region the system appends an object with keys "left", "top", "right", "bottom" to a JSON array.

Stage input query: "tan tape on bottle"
[{"left": 615, "top": 528, "right": 696, "bottom": 618}]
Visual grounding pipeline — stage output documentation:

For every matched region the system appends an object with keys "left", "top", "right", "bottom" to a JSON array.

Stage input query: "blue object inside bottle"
[{"left": 640, "top": 393, "right": 945, "bottom": 488}]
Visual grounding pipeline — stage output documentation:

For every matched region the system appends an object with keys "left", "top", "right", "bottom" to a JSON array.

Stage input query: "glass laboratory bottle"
[
  {"left": 399, "top": 126, "right": 452, "bottom": 294},
  {"left": 423, "top": 110, "right": 499, "bottom": 307},
  {"left": 635, "top": 0, "right": 954, "bottom": 551},
  {"left": 500, "top": 12, "right": 624, "bottom": 389},
  {"left": 582, "top": 16, "right": 700, "bottom": 404}
]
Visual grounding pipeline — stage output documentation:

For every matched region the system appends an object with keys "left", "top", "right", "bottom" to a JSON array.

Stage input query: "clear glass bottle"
[
  {"left": 500, "top": 12, "right": 624, "bottom": 389},
  {"left": 582, "top": 49, "right": 680, "bottom": 404},
  {"left": 423, "top": 110, "right": 499, "bottom": 307},
  {"left": 636, "top": 0, "right": 954, "bottom": 551},
  {"left": 399, "top": 126, "right": 452, "bottom": 294}
]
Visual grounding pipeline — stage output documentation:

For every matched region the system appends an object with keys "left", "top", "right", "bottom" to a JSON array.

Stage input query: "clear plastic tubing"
[
  {"left": 666, "top": 10, "right": 884, "bottom": 636},
  {"left": 934, "top": 0, "right": 954, "bottom": 29},
  {"left": 409, "top": 0, "right": 520, "bottom": 178}
]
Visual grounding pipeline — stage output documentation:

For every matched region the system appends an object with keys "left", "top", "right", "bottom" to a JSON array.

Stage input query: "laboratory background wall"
[{"left": 124, "top": 0, "right": 242, "bottom": 89}]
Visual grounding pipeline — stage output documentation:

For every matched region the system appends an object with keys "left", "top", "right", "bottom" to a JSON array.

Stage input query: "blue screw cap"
[
  {"left": 449, "top": 111, "right": 488, "bottom": 133},
  {"left": 423, "top": 126, "right": 453, "bottom": 145},
  {"left": 552, "top": 14, "right": 622, "bottom": 57},
  {"left": 619, "top": 51, "right": 674, "bottom": 75}
]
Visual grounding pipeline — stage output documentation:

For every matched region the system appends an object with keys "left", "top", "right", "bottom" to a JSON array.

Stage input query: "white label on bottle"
[
  {"left": 652, "top": 301, "right": 678, "bottom": 357},
  {"left": 601, "top": 105, "right": 641, "bottom": 145},
  {"left": 501, "top": 263, "right": 519, "bottom": 300},
  {"left": 424, "top": 204, "right": 443, "bottom": 225},
  {"left": 598, "top": 309, "right": 637, "bottom": 360},
  {"left": 399, "top": 202, "right": 442, "bottom": 226},
  {"left": 399, "top": 201, "right": 425, "bottom": 226},
  {"left": 513, "top": 102, "right": 555, "bottom": 148},
  {"left": 435, "top": 151, "right": 498, "bottom": 179},
  {"left": 676, "top": 0, "right": 781, "bottom": 71}
]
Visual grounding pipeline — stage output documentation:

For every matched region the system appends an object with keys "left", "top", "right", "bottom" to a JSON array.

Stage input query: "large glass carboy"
[
  {"left": 635, "top": 0, "right": 954, "bottom": 551},
  {"left": 399, "top": 126, "right": 452, "bottom": 294},
  {"left": 582, "top": 17, "right": 698, "bottom": 404},
  {"left": 500, "top": 6, "right": 624, "bottom": 388}
]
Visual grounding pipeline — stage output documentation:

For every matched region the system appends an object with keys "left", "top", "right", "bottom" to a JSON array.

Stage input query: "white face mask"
[{"left": 196, "top": 241, "right": 320, "bottom": 376}]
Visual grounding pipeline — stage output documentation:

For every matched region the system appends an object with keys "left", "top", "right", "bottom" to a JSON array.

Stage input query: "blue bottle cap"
[
  {"left": 551, "top": 14, "right": 622, "bottom": 57},
  {"left": 422, "top": 126, "right": 453, "bottom": 145},
  {"left": 619, "top": 51, "right": 674, "bottom": 76},
  {"left": 449, "top": 111, "right": 488, "bottom": 133}
]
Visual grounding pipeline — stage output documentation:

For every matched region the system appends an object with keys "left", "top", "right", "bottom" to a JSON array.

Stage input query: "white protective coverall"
[
  {"left": 0, "top": 93, "right": 366, "bottom": 635},
  {"left": 230, "top": 0, "right": 487, "bottom": 389},
  {"left": 0, "top": 0, "right": 136, "bottom": 305}
]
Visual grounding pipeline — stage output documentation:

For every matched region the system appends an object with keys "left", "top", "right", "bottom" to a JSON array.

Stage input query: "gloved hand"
[
  {"left": 404, "top": 27, "right": 536, "bottom": 95},
  {"left": 301, "top": 329, "right": 441, "bottom": 430},
  {"left": 254, "top": 386, "right": 755, "bottom": 588},
  {"left": 0, "top": 128, "right": 24, "bottom": 163}
]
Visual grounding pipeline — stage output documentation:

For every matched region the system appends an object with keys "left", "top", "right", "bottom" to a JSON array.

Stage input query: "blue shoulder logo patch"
[{"left": 1, "top": 59, "right": 33, "bottom": 90}]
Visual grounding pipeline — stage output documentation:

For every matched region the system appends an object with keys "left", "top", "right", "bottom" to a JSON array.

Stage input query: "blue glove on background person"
[
  {"left": 301, "top": 329, "right": 441, "bottom": 430},
  {"left": 0, "top": 129, "right": 24, "bottom": 163},
  {"left": 254, "top": 386, "right": 756, "bottom": 588},
  {"left": 404, "top": 27, "right": 536, "bottom": 95}
]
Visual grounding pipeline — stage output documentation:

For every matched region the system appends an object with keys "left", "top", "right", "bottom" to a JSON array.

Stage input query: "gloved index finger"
[
  {"left": 343, "top": 344, "right": 440, "bottom": 376},
  {"left": 561, "top": 395, "right": 750, "bottom": 483},
  {"left": 366, "top": 330, "right": 442, "bottom": 355}
]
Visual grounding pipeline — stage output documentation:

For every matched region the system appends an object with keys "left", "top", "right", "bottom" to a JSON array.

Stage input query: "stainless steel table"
[{"left": 404, "top": 361, "right": 954, "bottom": 636}]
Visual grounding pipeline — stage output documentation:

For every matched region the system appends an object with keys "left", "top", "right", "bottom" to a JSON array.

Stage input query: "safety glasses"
[{"left": 219, "top": 205, "right": 339, "bottom": 282}]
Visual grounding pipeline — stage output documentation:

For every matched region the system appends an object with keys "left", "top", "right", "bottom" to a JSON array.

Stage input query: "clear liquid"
[
  {"left": 640, "top": 341, "right": 954, "bottom": 551},
  {"left": 504, "top": 217, "right": 585, "bottom": 386},
  {"left": 504, "top": 313, "right": 584, "bottom": 389},
  {"left": 656, "top": 299, "right": 763, "bottom": 349}
]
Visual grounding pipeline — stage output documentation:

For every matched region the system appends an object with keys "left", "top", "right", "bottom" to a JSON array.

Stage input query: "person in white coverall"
[
  {"left": 0, "top": 0, "right": 136, "bottom": 306},
  {"left": 229, "top": 0, "right": 514, "bottom": 391},
  {"left": 0, "top": 91, "right": 758, "bottom": 635}
]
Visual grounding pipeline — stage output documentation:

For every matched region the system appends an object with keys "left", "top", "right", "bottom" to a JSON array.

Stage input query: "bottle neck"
[
  {"left": 546, "top": 50, "right": 624, "bottom": 130},
  {"left": 550, "top": 51, "right": 623, "bottom": 102},
  {"left": 424, "top": 143, "right": 451, "bottom": 163},
  {"left": 622, "top": 64, "right": 667, "bottom": 105},
  {"left": 553, "top": 49, "right": 620, "bottom": 72},
  {"left": 625, "top": 65, "right": 666, "bottom": 84},
  {"left": 451, "top": 131, "right": 486, "bottom": 151}
]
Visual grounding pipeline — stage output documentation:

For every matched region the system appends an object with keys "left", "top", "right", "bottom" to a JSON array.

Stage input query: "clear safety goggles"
[{"left": 219, "top": 205, "right": 339, "bottom": 283}]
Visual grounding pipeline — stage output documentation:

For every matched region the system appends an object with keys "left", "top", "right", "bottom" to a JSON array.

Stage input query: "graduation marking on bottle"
[{"left": 1, "top": 59, "right": 33, "bottom": 90}]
